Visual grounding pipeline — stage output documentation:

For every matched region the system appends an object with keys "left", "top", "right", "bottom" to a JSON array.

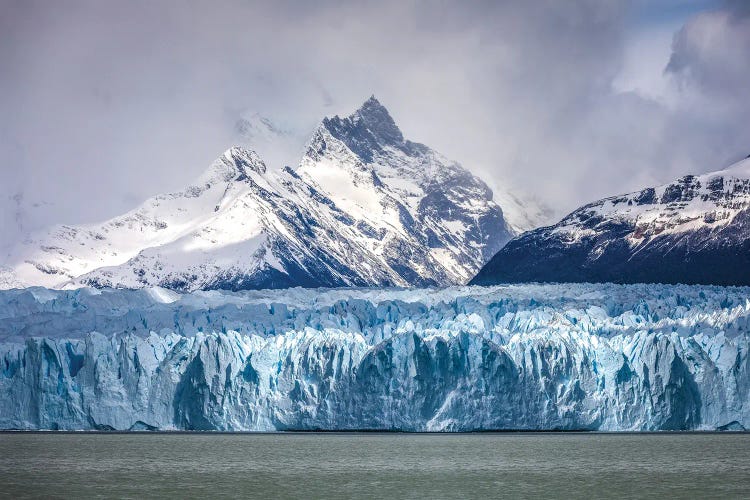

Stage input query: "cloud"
[
  {"left": 656, "top": 0, "right": 750, "bottom": 169},
  {"left": 0, "top": 0, "right": 748, "bottom": 242},
  {"left": 667, "top": 2, "right": 750, "bottom": 101}
]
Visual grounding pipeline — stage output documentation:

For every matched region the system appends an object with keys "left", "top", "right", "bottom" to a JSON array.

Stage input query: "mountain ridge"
[
  {"left": 472, "top": 155, "right": 750, "bottom": 286},
  {"left": 1, "top": 98, "right": 525, "bottom": 291}
]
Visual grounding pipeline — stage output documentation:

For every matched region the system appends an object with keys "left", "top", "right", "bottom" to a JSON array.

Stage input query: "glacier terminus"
[{"left": 1, "top": 283, "right": 749, "bottom": 431}]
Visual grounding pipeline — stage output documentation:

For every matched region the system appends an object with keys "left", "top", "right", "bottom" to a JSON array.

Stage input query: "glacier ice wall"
[{"left": 1, "top": 284, "right": 749, "bottom": 431}]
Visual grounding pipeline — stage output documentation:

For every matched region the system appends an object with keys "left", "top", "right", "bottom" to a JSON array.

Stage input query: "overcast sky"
[{"left": 2, "top": 0, "right": 749, "bottom": 240}]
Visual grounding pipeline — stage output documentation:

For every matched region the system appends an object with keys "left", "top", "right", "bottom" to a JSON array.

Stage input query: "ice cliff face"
[
  {"left": 0, "top": 97, "right": 522, "bottom": 291},
  {"left": 1, "top": 284, "right": 749, "bottom": 431},
  {"left": 473, "top": 155, "right": 750, "bottom": 286}
]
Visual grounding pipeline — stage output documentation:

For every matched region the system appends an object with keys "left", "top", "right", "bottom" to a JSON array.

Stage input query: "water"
[{"left": 1, "top": 433, "right": 749, "bottom": 499}]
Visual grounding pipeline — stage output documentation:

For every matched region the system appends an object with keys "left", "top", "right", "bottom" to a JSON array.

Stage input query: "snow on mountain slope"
[
  {"left": 297, "top": 97, "right": 514, "bottom": 283},
  {"left": 472, "top": 155, "right": 750, "bottom": 286},
  {"left": 1, "top": 98, "right": 519, "bottom": 291},
  {"left": 2, "top": 283, "right": 749, "bottom": 431},
  {"left": 0, "top": 149, "right": 274, "bottom": 289}
]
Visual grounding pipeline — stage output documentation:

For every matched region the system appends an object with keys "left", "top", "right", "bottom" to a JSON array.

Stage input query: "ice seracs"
[
  {"left": 0, "top": 97, "right": 530, "bottom": 291},
  {"left": 472, "top": 154, "right": 750, "bottom": 286},
  {"left": 1, "top": 283, "right": 749, "bottom": 431}
]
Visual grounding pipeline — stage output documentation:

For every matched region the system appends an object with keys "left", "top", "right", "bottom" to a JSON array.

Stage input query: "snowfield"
[{"left": 1, "top": 283, "right": 749, "bottom": 431}]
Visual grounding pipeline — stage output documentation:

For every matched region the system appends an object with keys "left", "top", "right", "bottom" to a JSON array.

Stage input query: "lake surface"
[{"left": 1, "top": 433, "right": 749, "bottom": 499}]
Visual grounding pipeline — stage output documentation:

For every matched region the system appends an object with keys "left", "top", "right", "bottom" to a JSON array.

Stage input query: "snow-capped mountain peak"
[
  {"left": 1, "top": 98, "right": 534, "bottom": 291},
  {"left": 298, "top": 99, "right": 515, "bottom": 276},
  {"left": 316, "top": 96, "right": 430, "bottom": 168},
  {"left": 329, "top": 95, "right": 405, "bottom": 149}
]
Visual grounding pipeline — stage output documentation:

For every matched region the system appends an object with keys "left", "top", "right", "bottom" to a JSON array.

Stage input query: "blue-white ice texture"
[{"left": 1, "top": 284, "right": 749, "bottom": 431}]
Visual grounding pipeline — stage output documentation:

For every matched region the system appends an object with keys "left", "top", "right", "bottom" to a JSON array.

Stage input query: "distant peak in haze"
[
  {"left": 234, "top": 113, "right": 290, "bottom": 141},
  {"left": 230, "top": 110, "right": 308, "bottom": 171}
]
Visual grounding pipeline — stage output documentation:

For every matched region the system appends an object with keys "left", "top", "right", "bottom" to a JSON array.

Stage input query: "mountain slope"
[
  {"left": 472, "top": 155, "right": 750, "bottom": 286},
  {"left": 1, "top": 98, "right": 518, "bottom": 291}
]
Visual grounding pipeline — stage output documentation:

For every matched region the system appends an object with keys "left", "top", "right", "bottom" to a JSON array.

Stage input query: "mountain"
[
  {"left": 2, "top": 283, "right": 749, "bottom": 431},
  {"left": 0, "top": 97, "right": 520, "bottom": 291},
  {"left": 472, "top": 155, "right": 750, "bottom": 286}
]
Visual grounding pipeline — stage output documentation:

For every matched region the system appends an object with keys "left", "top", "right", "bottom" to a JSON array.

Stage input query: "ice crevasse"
[{"left": 1, "top": 283, "right": 749, "bottom": 431}]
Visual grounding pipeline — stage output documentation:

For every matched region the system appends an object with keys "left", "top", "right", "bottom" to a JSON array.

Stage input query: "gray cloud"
[
  {"left": 667, "top": 1, "right": 750, "bottom": 99},
  {"left": 659, "top": 0, "right": 750, "bottom": 170},
  {"left": 0, "top": 0, "right": 748, "bottom": 243}
]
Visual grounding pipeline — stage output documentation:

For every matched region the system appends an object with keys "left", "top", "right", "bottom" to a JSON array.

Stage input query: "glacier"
[{"left": 1, "top": 283, "right": 749, "bottom": 431}]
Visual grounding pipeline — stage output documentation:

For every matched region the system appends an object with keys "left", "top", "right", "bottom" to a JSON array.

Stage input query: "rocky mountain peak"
[
  {"left": 1, "top": 97, "right": 533, "bottom": 292},
  {"left": 320, "top": 96, "right": 405, "bottom": 163},
  {"left": 353, "top": 95, "right": 403, "bottom": 143}
]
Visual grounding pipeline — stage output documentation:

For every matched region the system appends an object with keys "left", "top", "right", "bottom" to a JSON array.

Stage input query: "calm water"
[{"left": 1, "top": 433, "right": 749, "bottom": 499}]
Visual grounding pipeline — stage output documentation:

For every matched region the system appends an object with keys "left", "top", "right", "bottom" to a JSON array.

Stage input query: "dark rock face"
[
  {"left": 472, "top": 213, "right": 750, "bottom": 285},
  {"left": 635, "top": 188, "right": 657, "bottom": 205},
  {"left": 321, "top": 96, "right": 434, "bottom": 162},
  {"left": 472, "top": 158, "right": 750, "bottom": 286},
  {"left": 322, "top": 96, "right": 405, "bottom": 162}
]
